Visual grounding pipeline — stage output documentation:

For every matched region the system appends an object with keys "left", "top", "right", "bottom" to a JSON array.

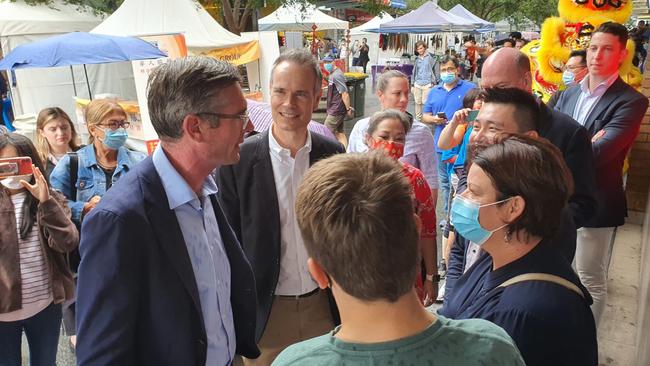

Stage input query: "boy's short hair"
[{"left": 295, "top": 152, "right": 419, "bottom": 302}]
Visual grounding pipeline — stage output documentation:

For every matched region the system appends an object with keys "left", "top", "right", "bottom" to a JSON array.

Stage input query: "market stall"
[{"left": 91, "top": 0, "right": 260, "bottom": 65}]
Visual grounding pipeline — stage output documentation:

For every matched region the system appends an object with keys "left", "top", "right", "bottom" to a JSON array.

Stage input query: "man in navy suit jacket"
[
  {"left": 553, "top": 22, "right": 649, "bottom": 326},
  {"left": 75, "top": 57, "right": 260, "bottom": 365}
]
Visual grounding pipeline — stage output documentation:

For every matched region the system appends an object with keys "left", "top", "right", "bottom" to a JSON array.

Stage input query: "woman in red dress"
[{"left": 364, "top": 109, "right": 437, "bottom": 306}]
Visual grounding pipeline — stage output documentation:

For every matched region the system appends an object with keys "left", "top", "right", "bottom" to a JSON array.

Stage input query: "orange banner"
[{"left": 203, "top": 40, "right": 260, "bottom": 65}]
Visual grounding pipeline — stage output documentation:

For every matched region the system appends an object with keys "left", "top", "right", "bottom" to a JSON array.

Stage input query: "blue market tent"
[
  {"left": 448, "top": 4, "right": 495, "bottom": 32},
  {"left": 368, "top": 1, "right": 476, "bottom": 34}
]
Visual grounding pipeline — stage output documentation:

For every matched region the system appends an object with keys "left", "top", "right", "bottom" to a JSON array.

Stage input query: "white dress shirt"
[
  {"left": 269, "top": 128, "right": 318, "bottom": 296},
  {"left": 572, "top": 73, "right": 619, "bottom": 125}
]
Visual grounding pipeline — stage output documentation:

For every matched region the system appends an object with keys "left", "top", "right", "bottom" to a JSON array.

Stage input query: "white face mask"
[{"left": 0, "top": 174, "right": 32, "bottom": 190}]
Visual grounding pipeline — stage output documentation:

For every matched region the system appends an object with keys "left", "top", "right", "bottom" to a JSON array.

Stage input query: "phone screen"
[
  {"left": 437, "top": 112, "right": 447, "bottom": 119},
  {"left": 467, "top": 110, "right": 480, "bottom": 122},
  {"left": 0, "top": 157, "right": 33, "bottom": 178}
]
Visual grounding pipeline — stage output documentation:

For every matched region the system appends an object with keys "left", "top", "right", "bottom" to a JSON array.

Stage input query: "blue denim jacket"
[{"left": 50, "top": 144, "right": 146, "bottom": 224}]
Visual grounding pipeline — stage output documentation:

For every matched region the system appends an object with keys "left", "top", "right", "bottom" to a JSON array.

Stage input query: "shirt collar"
[
  {"left": 268, "top": 126, "right": 312, "bottom": 157},
  {"left": 579, "top": 72, "right": 618, "bottom": 96},
  {"left": 152, "top": 144, "right": 218, "bottom": 210}
]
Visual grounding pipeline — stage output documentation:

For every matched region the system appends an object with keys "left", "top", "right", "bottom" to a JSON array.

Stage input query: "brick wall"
[{"left": 626, "top": 63, "right": 650, "bottom": 224}]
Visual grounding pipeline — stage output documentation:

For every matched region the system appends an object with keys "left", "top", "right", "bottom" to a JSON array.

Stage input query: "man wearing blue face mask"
[
  {"left": 548, "top": 50, "right": 588, "bottom": 108},
  {"left": 323, "top": 57, "right": 353, "bottom": 147},
  {"left": 422, "top": 55, "right": 476, "bottom": 221}
]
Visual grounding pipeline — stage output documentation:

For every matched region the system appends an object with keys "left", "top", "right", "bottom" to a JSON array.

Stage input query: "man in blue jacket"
[{"left": 75, "top": 57, "right": 260, "bottom": 365}]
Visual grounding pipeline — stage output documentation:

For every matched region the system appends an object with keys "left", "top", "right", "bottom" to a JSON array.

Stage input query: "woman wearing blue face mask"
[
  {"left": 51, "top": 99, "right": 146, "bottom": 226},
  {"left": 49, "top": 99, "right": 145, "bottom": 347},
  {"left": 438, "top": 134, "right": 597, "bottom": 366}
]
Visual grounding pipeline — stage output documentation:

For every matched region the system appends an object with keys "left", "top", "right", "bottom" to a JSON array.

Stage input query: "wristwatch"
[{"left": 425, "top": 273, "right": 441, "bottom": 282}]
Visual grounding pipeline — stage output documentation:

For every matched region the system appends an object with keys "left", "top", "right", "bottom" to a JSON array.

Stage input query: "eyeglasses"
[
  {"left": 196, "top": 111, "right": 250, "bottom": 131},
  {"left": 98, "top": 120, "right": 131, "bottom": 130},
  {"left": 565, "top": 65, "right": 586, "bottom": 72}
]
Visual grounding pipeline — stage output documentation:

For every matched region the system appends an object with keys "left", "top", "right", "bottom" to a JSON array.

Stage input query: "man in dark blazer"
[
  {"left": 218, "top": 49, "right": 344, "bottom": 365},
  {"left": 480, "top": 47, "right": 597, "bottom": 252},
  {"left": 75, "top": 57, "right": 260, "bottom": 365},
  {"left": 553, "top": 22, "right": 649, "bottom": 326}
]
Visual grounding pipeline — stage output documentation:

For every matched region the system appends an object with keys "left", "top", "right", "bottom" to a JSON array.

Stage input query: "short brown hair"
[
  {"left": 472, "top": 134, "right": 574, "bottom": 241},
  {"left": 295, "top": 152, "right": 419, "bottom": 302},
  {"left": 415, "top": 40, "right": 427, "bottom": 49},
  {"left": 36, "top": 107, "right": 80, "bottom": 164},
  {"left": 594, "top": 22, "right": 629, "bottom": 49},
  {"left": 271, "top": 49, "right": 322, "bottom": 94}
]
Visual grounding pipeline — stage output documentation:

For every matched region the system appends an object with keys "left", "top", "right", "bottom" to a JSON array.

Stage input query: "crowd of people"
[{"left": 0, "top": 20, "right": 647, "bottom": 366}]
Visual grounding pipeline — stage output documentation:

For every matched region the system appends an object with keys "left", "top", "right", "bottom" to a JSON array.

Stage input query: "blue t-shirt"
[{"left": 423, "top": 79, "right": 476, "bottom": 153}]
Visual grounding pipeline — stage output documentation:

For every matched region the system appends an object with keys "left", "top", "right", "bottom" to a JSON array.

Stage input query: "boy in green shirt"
[{"left": 272, "top": 152, "right": 525, "bottom": 366}]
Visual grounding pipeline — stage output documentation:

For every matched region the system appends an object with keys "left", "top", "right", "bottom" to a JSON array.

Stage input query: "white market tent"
[
  {"left": 0, "top": 0, "right": 135, "bottom": 123},
  {"left": 448, "top": 4, "right": 494, "bottom": 32},
  {"left": 258, "top": 4, "right": 348, "bottom": 31},
  {"left": 91, "top": 0, "right": 249, "bottom": 53},
  {"left": 350, "top": 12, "right": 394, "bottom": 35},
  {"left": 349, "top": 13, "right": 402, "bottom": 68}
]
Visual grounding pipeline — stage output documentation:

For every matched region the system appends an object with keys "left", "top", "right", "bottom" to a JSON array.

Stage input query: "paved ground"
[{"left": 22, "top": 77, "right": 639, "bottom": 365}]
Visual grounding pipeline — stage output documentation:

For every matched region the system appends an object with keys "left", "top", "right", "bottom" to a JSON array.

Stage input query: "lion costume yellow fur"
[{"left": 523, "top": 0, "right": 642, "bottom": 101}]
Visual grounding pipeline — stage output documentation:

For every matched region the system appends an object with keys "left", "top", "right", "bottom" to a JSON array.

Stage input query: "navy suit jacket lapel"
[
  {"left": 140, "top": 160, "right": 206, "bottom": 335},
  {"left": 564, "top": 85, "right": 581, "bottom": 121},
  {"left": 583, "top": 78, "right": 624, "bottom": 133}
]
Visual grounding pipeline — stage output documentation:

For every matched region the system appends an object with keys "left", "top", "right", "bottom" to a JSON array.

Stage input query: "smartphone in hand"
[
  {"left": 0, "top": 157, "right": 33, "bottom": 178},
  {"left": 436, "top": 112, "right": 448, "bottom": 120},
  {"left": 467, "top": 110, "right": 479, "bottom": 122}
]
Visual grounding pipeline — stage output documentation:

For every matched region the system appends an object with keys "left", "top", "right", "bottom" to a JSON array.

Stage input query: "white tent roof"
[
  {"left": 258, "top": 4, "right": 348, "bottom": 32},
  {"left": 0, "top": 0, "right": 102, "bottom": 37},
  {"left": 91, "top": 0, "right": 248, "bottom": 51},
  {"left": 350, "top": 12, "right": 394, "bottom": 35}
]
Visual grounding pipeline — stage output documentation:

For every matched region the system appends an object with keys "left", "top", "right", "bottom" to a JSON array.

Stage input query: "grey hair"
[
  {"left": 377, "top": 70, "right": 408, "bottom": 93},
  {"left": 271, "top": 49, "right": 322, "bottom": 93},
  {"left": 366, "top": 109, "right": 412, "bottom": 137},
  {"left": 146, "top": 56, "right": 242, "bottom": 140}
]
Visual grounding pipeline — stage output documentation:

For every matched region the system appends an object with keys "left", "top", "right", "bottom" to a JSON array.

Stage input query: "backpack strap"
[
  {"left": 68, "top": 152, "right": 78, "bottom": 200},
  {"left": 498, "top": 273, "right": 585, "bottom": 299}
]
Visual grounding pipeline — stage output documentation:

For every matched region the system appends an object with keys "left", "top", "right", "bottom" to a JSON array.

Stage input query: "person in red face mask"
[{"left": 364, "top": 109, "right": 438, "bottom": 306}]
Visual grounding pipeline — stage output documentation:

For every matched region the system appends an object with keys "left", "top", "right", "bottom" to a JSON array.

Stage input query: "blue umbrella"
[{"left": 0, "top": 32, "right": 167, "bottom": 99}]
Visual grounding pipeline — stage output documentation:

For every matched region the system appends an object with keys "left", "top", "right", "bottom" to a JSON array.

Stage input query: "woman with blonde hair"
[
  {"left": 50, "top": 99, "right": 145, "bottom": 226},
  {"left": 35, "top": 107, "right": 80, "bottom": 180},
  {"left": 49, "top": 99, "right": 145, "bottom": 348}
]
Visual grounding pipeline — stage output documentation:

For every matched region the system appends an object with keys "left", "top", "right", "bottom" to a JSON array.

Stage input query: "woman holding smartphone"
[{"left": 0, "top": 133, "right": 79, "bottom": 365}]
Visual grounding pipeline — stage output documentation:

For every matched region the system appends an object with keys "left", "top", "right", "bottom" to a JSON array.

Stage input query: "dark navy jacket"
[
  {"left": 75, "top": 157, "right": 260, "bottom": 365},
  {"left": 440, "top": 239, "right": 597, "bottom": 366}
]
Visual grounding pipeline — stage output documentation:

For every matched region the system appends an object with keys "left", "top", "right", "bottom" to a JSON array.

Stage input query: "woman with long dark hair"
[{"left": 0, "top": 133, "right": 78, "bottom": 365}]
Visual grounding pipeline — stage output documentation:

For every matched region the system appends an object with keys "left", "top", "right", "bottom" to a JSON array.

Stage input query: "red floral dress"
[{"left": 402, "top": 163, "right": 436, "bottom": 303}]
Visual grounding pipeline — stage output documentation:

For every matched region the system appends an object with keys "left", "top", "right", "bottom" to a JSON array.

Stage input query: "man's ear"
[
  {"left": 313, "top": 88, "right": 323, "bottom": 111},
  {"left": 524, "top": 130, "right": 539, "bottom": 139},
  {"left": 308, "top": 258, "right": 330, "bottom": 289},
  {"left": 182, "top": 114, "right": 205, "bottom": 143}
]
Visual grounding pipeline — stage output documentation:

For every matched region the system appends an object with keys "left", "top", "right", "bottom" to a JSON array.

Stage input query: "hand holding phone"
[
  {"left": 0, "top": 157, "right": 33, "bottom": 178},
  {"left": 467, "top": 110, "right": 479, "bottom": 122},
  {"left": 436, "top": 112, "right": 448, "bottom": 120}
]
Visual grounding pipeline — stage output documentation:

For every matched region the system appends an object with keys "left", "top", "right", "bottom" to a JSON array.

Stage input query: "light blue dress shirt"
[
  {"left": 152, "top": 145, "right": 235, "bottom": 366},
  {"left": 572, "top": 73, "right": 619, "bottom": 125},
  {"left": 414, "top": 53, "right": 434, "bottom": 86}
]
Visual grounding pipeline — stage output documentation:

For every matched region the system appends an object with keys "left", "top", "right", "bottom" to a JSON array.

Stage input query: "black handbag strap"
[{"left": 68, "top": 152, "right": 78, "bottom": 200}]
